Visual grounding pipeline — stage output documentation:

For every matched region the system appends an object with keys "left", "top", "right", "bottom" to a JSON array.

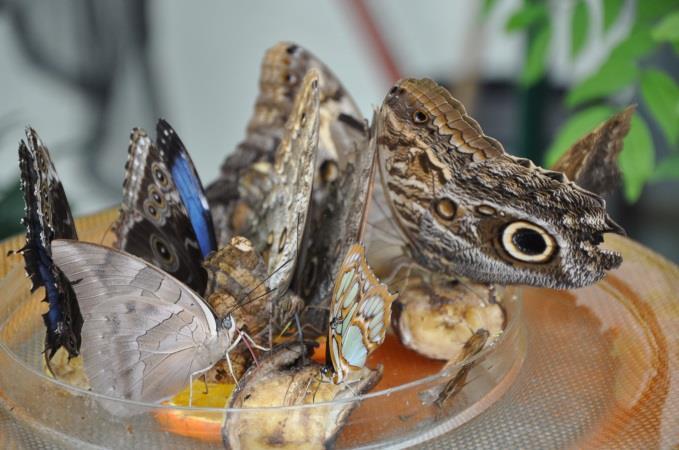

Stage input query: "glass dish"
[{"left": 0, "top": 210, "right": 524, "bottom": 449}]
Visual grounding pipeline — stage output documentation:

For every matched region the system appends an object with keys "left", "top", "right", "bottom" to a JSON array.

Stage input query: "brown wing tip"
[{"left": 605, "top": 216, "right": 626, "bottom": 236}]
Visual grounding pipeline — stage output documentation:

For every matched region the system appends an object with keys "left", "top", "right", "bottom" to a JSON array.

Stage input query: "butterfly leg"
[
  {"left": 224, "top": 351, "right": 239, "bottom": 388},
  {"left": 188, "top": 366, "right": 213, "bottom": 407},
  {"left": 269, "top": 311, "right": 273, "bottom": 351},
  {"left": 341, "top": 379, "right": 360, "bottom": 396},
  {"left": 224, "top": 333, "right": 244, "bottom": 387},
  {"left": 311, "top": 375, "right": 323, "bottom": 403},
  {"left": 293, "top": 313, "right": 306, "bottom": 363},
  {"left": 241, "top": 331, "right": 269, "bottom": 352},
  {"left": 238, "top": 330, "right": 263, "bottom": 368},
  {"left": 294, "top": 313, "right": 304, "bottom": 344},
  {"left": 299, "top": 321, "right": 324, "bottom": 337}
]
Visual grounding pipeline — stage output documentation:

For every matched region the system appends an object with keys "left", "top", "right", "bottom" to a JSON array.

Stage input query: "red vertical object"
[{"left": 344, "top": 0, "right": 402, "bottom": 84}]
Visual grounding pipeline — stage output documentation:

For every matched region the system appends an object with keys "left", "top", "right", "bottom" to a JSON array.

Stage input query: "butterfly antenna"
[
  {"left": 226, "top": 287, "right": 279, "bottom": 316},
  {"left": 231, "top": 257, "right": 294, "bottom": 312}
]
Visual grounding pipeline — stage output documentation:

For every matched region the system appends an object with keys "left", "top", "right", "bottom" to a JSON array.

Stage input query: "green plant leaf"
[
  {"left": 652, "top": 154, "right": 679, "bottom": 182},
  {"left": 565, "top": 27, "right": 653, "bottom": 108},
  {"left": 641, "top": 69, "right": 679, "bottom": 145},
  {"left": 566, "top": 57, "right": 637, "bottom": 107},
  {"left": 610, "top": 26, "right": 655, "bottom": 60},
  {"left": 0, "top": 180, "right": 25, "bottom": 240},
  {"left": 603, "top": 0, "right": 624, "bottom": 31},
  {"left": 571, "top": 0, "right": 589, "bottom": 58},
  {"left": 506, "top": 3, "right": 547, "bottom": 32},
  {"left": 638, "top": 0, "right": 677, "bottom": 24},
  {"left": 520, "top": 23, "right": 551, "bottom": 87},
  {"left": 481, "top": 0, "right": 499, "bottom": 19},
  {"left": 652, "top": 11, "right": 679, "bottom": 43},
  {"left": 619, "top": 115, "right": 655, "bottom": 202},
  {"left": 544, "top": 106, "right": 614, "bottom": 167}
]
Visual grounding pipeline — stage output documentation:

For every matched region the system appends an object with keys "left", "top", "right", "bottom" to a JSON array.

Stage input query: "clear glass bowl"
[{"left": 0, "top": 212, "right": 525, "bottom": 449}]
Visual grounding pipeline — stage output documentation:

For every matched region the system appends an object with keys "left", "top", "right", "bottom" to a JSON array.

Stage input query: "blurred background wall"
[{"left": 0, "top": 0, "right": 677, "bottom": 262}]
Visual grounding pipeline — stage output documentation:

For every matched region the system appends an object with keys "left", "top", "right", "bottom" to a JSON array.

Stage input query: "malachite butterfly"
[{"left": 327, "top": 244, "right": 396, "bottom": 384}]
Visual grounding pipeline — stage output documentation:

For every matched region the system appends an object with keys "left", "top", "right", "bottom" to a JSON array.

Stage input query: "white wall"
[{"left": 2, "top": 0, "right": 624, "bottom": 214}]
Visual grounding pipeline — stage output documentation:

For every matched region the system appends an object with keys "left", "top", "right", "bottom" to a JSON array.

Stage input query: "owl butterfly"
[
  {"left": 51, "top": 240, "right": 242, "bottom": 406},
  {"left": 207, "top": 69, "right": 320, "bottom": 310},
  {"left": 113, "top": 119, "right": 217, "bottom": 295},
  {"left": 205, "top": 44, "right": 375, "bottom": 311},
  {"left": 205, "top": 41, "right": 320, "bottom": 246},
  {"left": 325, "top": 244, "right": 396, "bottom": 384},
  {"left": 376, "top": 78, "right": 624, "bottom": 289},
  {"left": 17, "top": 127, "right": 82, "bottom": 362},
  {"left": 259, "top": 43, "right": 379, "bottom": 332},
  {"left": 552, "top": 106, "right": 635, "bottom": 196}
]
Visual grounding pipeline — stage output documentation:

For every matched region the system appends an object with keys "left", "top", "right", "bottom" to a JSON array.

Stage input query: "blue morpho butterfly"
[
  {"left": 113, "top": 119, "right": 217, "bottom": 295},
  {"left": 324, "top": 244, "right": 396, "bottom": 384},
  {"left": 17, "top": 127, "right": 83, "bottom": 362}
]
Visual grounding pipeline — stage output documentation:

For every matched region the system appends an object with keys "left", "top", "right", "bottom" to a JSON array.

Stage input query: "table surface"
[{"left": 1, "top": 209, "right": 677, "bottom": 449}]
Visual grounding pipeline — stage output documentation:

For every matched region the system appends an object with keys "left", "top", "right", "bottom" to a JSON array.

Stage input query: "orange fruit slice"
[{"left": 154, "top": 380, "right": 235, "bottom": 443}]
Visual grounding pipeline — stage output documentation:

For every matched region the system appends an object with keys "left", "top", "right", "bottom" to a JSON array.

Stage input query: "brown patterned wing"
[
  {"left": 259, "top": 69, "right": 320, "bottom": 295},
  {"left": 207, "top": 42, "right": 371, "bottom": 250},
  {"left": 283, "top": 43, "right": 373, "bottom": 329},
  {"left": 377, "top": 78, "right": 624, "bottom": 289},
  {"left": 389, "top": 78, "right": 505, "bottom": 162},
  {"left": 552, "top": 106, "right": 634, "bottom": 196}
]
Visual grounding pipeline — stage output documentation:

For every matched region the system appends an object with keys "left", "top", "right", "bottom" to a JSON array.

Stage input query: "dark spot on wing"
[{"left": 337, "top": 113, "right": 366, "bottom": 132}]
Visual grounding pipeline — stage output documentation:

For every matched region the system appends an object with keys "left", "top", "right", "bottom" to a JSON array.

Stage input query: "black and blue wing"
[
  {"left": 156, "top": 119, "right": 217, "bottom": 258},
  {"left": 113, "top": 119, "right": 216, "bottom": 294},
  {"left": 18, "top": 127, "right": 82, "bottom": 360}
]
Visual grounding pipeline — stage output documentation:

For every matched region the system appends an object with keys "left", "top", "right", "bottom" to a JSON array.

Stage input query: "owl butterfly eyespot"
[
  {"left": 434, "top": 197, "right": 456, "bottom": 221},
  {"left": 501, "top": 221, "right": 556, "bottom": 263},
  {"left": 377, "top": 78, "right": 624, "bottom": 289},
  {"left": 413, "top": 110, "right": 428, "bottom": 124}
]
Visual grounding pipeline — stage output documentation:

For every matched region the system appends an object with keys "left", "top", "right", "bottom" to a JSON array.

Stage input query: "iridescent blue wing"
[
  {"left": 113, "top": 120, "right": 216, "bottom": 294},
  {"left": 156, "top": 119, "right": 217, "bottom": 257},
  {"left": 18, "top": 127, "right": 82, "bottom": 360},
  {"left": 328, "top": 244, "right": 395, "bottom": 383}
]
